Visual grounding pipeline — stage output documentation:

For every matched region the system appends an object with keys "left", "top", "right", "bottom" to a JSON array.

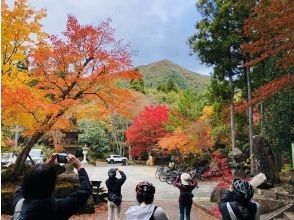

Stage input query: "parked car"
[
  {"left": 106, "top": 155, "right": 128, "bottom": 164},
  {"left": 1, "top": 152, "right": 17, "bottom": 167},
  {"left": 26, "top": 148, "right": 44, "bottom": 164}
]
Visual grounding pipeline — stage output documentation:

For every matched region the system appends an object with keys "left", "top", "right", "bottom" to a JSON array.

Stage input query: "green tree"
[
  {"left": 189, "top": 0, "right": 254, "bottom": 150},
  {"left": 165, "top": 79, "right": 178, "bottom": 93},
  {"left": 78, "top": 120, "right": 110, "bottom": 159},
  {"left": 130, "top": 79, "right": 145, "bottom": 93},
  {"left": 165, "top": 90, "right": 209, "bottom": 132},
  {"left": 262, "top": 87, "right": 294, "bottom": 163}
]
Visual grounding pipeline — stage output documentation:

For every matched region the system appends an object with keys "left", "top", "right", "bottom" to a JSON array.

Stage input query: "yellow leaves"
[
  {"left": 158, "top": 117, "right": 215, "bottom": 155},
  {"left": 158, "top": 128, "right": 198, "bottom": 154},
  {"left": 200, "top": 105, "right": 214, "bottom": 120},
  {"left": 2, "top": 0, "right": 47, "bottom": 77}
]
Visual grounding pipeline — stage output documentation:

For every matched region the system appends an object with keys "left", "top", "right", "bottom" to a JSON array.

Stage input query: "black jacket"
[
  {"left": 12, "top": 168, "right": 92, "bottom": 220},
  {"left": 105, "top": 170, "right": 126, "bottom": 199},
  {"left": 174, "top": 177, "right": 198, "bottom": 204},
  {"left": 218, "top": 190, "right": 260, "bottom": 220}
]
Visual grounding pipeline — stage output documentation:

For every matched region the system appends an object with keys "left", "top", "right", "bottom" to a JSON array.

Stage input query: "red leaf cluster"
[
  {"left": 126, "top": 105, "right": 168, "bottom": 156},
  {"left": 202, "top": 150, "right": 232, "bottom": 181},
  {"left": 234, "top": 74, "right": 294, "bottom": 112},
  {"left": 242, "top": 0, "right": 294, "bottom": 69}
]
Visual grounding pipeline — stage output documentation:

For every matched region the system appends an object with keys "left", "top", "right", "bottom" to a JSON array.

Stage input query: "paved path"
[
  {"left": 1, "top": 164, "right": 219, "bottom": 220},
  {"left": 78, "top": 164, "right": 219, "bottom": 219},
  {"left": 85, "top": 163, "right": 219, "bottom": 201}
]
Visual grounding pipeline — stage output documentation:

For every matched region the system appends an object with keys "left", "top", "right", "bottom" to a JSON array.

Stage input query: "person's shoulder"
[
  {"left": 249, "top": 200, "right": 261, "bottom": 209},
  {"left": 154, "top": 206, "right": 169, "bottom": 219}
]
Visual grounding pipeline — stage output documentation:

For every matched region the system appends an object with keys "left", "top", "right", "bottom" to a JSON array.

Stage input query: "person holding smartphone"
[
  {"left": 12, "top": 154, "right": 92, "bottom": 220},
  {"left": 106, "top": 168, "right": 126, "bottom": 220},
  {"left": 218, "top": 178, "right": 261, "bottom": 220},
  {"left": 174, "top": 173, "right": 198, "bottom": 220}
]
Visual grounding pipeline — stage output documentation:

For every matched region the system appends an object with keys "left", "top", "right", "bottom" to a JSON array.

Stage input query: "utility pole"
[
  {"left": 246, "top": 66, "right": 254, "bottom": 174},
  {"left": 229, "top": 46, "right": 236, "bottom": 150}
]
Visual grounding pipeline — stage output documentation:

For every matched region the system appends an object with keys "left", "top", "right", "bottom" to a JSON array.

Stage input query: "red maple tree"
[
  {"left": 236, "top": 0, "right": 294, "bottom": 112},
  {"left": 126, "top": 105, "right": 169, "bottom": 157}
]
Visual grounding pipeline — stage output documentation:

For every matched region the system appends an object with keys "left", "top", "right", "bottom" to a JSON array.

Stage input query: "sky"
[{"left": 23, "top": 0, "right": 212, "bottom": 75}]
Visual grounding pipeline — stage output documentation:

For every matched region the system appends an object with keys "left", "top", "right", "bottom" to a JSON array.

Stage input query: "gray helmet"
[
  {"left": 233, "top": 178, "right": 254, "bottom": 201},
  {"left": 108, "top": 168, "right": 116, "bottom": 178}
]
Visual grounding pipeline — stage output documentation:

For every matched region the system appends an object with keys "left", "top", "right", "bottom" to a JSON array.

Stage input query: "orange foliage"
[
  {"left": 158, "top": 119, "right": 214, "bottom": 155},
  {"left": 2, "top": 15, "right": 140, "bottom": 136},
  {"left": 158, "top": 128, "right": 196, "bottom": 154},
  {"left": 54, "top": 144, "right": 64, "bottom": 153}
]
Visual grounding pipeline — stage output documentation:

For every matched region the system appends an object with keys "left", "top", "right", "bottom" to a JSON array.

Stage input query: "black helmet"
[
  {"left": 136, "top": 181, "right": 155, "bottom": 195},
  {"left": 232, "top": 178, "right": 254, "bottom": 201},
  {"left": 108, "top": 168, "right": 116, "bottom": 178}
]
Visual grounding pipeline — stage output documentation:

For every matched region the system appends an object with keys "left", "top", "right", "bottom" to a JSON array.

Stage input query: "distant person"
[
  {"left": 168, "top": 155, "right": 175, "bottom": 170},
  {"left": 174, "top": 173, "right": 198, "bottom": 220},
  {"left": 12, "top": 154, "right": 92, "bottom": 220},
  {"left": 125, "top": 181, "right": 169, "bottom": 220},
  {"left": 219, "top": 178, "right": 261, "bottom": 220},
  {"left": 106, "top": 168, "right": 126, "bottom": 220}
]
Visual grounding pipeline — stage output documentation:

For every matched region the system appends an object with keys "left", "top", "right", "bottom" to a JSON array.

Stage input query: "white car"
[{"left": 106, "top": 155, "right": 128, "bottom": 164}]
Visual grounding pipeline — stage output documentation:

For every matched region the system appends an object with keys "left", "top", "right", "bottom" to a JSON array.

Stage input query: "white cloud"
[{"left": 21, "top": 0, "right": 210, "bottom": 75}]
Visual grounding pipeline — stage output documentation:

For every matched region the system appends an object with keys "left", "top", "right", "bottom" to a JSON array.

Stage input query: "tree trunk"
[
  {"left": 260, "top": 102, "right": 265, "bottom": 135},
  {"left": 14, "top": 125, "right": 20, "bottom": 147},
  {"left": 228, "top": 73, "right": 236, "bottom": 150},
  {"left": 12, "top": 132, "right": 44, "bottom": 176},
  {"left": 246, "top": 67, "right": 254, "bottom": 174},
  {"left": 128, "top": 145, "right": 132, "bottom": 161}
]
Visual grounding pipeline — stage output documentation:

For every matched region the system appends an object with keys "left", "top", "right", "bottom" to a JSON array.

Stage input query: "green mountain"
[{"left": 136, "top": 59, "right": 210, "bottom": 91}]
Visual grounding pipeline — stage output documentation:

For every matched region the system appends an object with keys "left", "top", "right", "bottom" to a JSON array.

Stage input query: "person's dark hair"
[
  {"left": 108, "top": 168, "right": 116, "bottom": 178},
  {"left": 136, "top": 193, "right": 154, "bottom": 204},
  {"left": 22, "top": 164, "right": 57, "bottom": 200},
  {"left": 135, "top": 181, "right": 155, "bottom": 204}
]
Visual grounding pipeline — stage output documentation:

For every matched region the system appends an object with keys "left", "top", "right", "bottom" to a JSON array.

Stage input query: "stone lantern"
[
  {"left": 228, "top": 147, "right": 243, "bottom": 176},
  {"left": 82, "top": 145, "right": 90, "bottom": 164}
]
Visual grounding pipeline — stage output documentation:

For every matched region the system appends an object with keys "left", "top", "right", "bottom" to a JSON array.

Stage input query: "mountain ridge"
[{"left": 136, "top": 59, "right": 210, "bottom": 91}]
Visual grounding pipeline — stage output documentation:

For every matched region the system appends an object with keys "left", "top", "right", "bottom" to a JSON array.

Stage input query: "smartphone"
[{"left": 57, "top": 153, "right": 68, "bottom": 163}]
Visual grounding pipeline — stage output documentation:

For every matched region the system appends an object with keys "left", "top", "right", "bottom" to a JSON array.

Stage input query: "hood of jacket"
[{"left": 125, "top": 204, "right": 155, "bottom": 220}]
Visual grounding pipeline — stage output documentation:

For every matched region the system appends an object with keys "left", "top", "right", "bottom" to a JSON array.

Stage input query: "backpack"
[
  {"left": 12, "top": 198, "right": 24, "bottom": 220},
  {"left": 109, "top": 193, "right": 122, "bottom": 206},
  {"left": 149, "top": 206, "right": 158, "bottom": 220},
  {"left": 226, "top": 201, "right": 260, "bottom": 220}
]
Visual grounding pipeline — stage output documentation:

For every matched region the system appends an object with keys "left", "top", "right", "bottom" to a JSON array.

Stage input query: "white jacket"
[{"left": 125, "top": 203, "right": 169, "bottom": 220}]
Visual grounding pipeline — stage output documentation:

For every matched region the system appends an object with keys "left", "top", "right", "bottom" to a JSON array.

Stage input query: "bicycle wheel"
[
  {"left": 166, "top": 175, "right": 173, "bottom": 184},
  {"left": 155, "top": 166, "right": 164, "bottom": 178},
  {"left": 159, "top": 174, "right": 167, "bottom": 182}
]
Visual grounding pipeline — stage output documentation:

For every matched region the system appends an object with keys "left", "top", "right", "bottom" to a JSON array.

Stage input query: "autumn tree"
[
  {"left": 236, "top": 0, "right": 294, "bottom": 170},
  {"left": 2, "top": 13, "right": 140, "bottom": 177},
  {"left": 1, "top": 0, "right": 47, "bottom": 147},
  {"left": 242, "top": 0, "right": 294, "bottom": 70},
  {"left": 126, "top": 105, "right": 168, "bottom": 157},
  {"left": 158, "top": 106, "right": 214, "bottom": 156}
]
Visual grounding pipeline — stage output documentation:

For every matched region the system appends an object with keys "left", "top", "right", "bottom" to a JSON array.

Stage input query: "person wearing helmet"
[
  {"left": 106, "top": 168, "right": 126, "bottom": 220},
  {"left": 219, "top": 178, "right": 261, "bottom": 220},
  {"left": 125, "top": 181, "right": 169, "bottom": 220},
  {"left": 174, "top": 173, "right": 198, "bottom": 220}
]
